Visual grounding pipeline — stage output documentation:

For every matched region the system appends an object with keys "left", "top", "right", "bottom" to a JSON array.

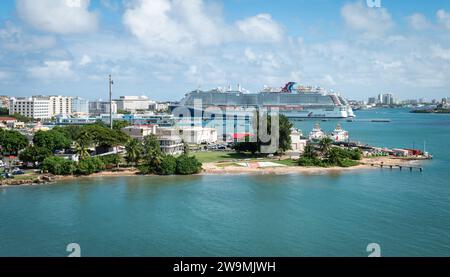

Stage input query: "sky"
[{"left": 1, "top": 0, "right": 450, "bottom": 101}]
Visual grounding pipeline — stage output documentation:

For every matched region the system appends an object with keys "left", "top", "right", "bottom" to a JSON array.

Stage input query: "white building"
[
  {"left": 0, "top": 96, "right": 9, "bottom": 108},
  {"left": 9, "top": 95, "right": 72, "bottom": 119},
  {"left": 290, "top": 128, "right": 307, "bottom": 153},
  {"left": 49, "top": 95, "right": 72, "bottom": 116},
  {"left": 89, "top": 100, "right": 117, "bottom": 115},
  {"left": 121, "top": 125, "right": 158, "bottom": 141},
  {"left": 71, "top": 97, "right": 89, "bottom": 115},
  {"left": 9, "top": 96, "right": 51, "bottom": 119},
  {"left": 115, "top": 96, "right": 152, "bottom": 112},
  {"left": 158, "top": 135, "right": 184, "bottom": 155},
  {"left": 156, "top": 126, "right": 217, "bottom": 144}
]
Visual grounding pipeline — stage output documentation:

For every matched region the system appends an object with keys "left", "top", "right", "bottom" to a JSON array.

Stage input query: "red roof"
[
  {"left": 232, "top": 133, "right": 254, "bottom": 139},
  {"left": 0, "top": 117, "right": 17, "bottom": 121}
]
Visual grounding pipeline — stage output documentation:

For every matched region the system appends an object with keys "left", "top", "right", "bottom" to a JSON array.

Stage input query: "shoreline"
[{"left": 0, "top": 156, "right": 425, "bottom": 187}]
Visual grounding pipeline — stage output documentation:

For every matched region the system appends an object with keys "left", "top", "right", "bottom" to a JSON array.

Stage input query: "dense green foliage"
[
  {"left": 0, "top": 107, "right": 8, "bottom": 115},
  {"left": 125, "top": 138, "right": 143, "bottom": 166},
  {"left": 113, "top": 120, "right": 130, "bottom": 130},
  {"left": 42, "top": 156, "right": 76, "bottom": 175},
  {"left": 75, "top": 157, "right": 105, "bottom": 175},
  {"left": 299, "top": 138, "right": 362, "bottom": 168},
  {"left": 175, "top": 154, "right": 203, "bottom": 175},
  {"left": 33, "top": 129, "right": 71, "bottom": 151},
  {"left": 18, "top": 146, "right": 52, "bottom": 165},
  {"left": 99, "top": 154, "right": 121, "bottom": 168},
  {"left": 0, "top": 129, "right": 29, "bottom": 155},
  {"left": 156, "top": 155, "right": 177, "bottom": 175}
]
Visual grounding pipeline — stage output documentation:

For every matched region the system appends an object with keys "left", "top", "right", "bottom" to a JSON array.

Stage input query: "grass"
[
  {"left": 273, "top": 159, "right": 298, "bottom": 166},
  {"left": 193, "top": 151, "right": 263, "bottom": 163}
]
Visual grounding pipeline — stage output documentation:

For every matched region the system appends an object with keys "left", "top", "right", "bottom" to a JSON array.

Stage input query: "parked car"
[{"left": 12, "top": 168, "right": 25, "bottom": 175}]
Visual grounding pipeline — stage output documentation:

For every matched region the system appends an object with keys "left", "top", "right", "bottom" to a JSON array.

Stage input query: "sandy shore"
[
  {"left": 1, "top": 156, "right": 426, "bottom": 187},
  {"left": 200, "top": 156, "right": 424, "bottom": 176}
]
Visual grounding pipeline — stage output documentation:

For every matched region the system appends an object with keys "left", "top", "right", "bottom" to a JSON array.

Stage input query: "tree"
[
  {"left": 156, "top": 155, "right": 177, "bottom": 175},
  {"left": 143, "top": 134, "right": 161, "bottom": 158},
  {"left": 74, "top": 141, "right": 90, "bottom": 160},
  {"left": 33, "top": 129, "right": 71, "bottom": 152},
  {"left": 125, "top": 138, "right": 143, "bottom": 167},
  {"left": 302, "top": 144, "right": 317, "bottom": 159},
  {"left": 277, "top": 114, "right": 293, "bottom": 153},
  {"left": 0, "top": 129, "right": 29, "bottom": 155},
  {"left": 0, "top": 107, "right": 8, "bottom": 115},
  {"left": 175, "top": 154, "right": 202, "bottom": 175},
  {"left": 113, "top": 120, "right": 130, "bottom": 130},
  {"left": 318, "top": 137, "right": 333, "bottom": 157},
  {"left": 42, "top": 156, "right": 76, "bottom": 175},
  {"left": 75, "top": 157, "right": 105, "bottom": 175},
  {"left": 19, "top": 146, "right": 52, "bottom": 165}
]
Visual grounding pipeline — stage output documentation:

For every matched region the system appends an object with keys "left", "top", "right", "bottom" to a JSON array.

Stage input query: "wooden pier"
[{"left": 361, "top": 162, "right": 423, "bottom": 172}]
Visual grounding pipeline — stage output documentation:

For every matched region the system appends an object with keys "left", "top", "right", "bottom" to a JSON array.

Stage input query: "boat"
[
  {"left": 309, "top": 123, "right": 326, "bottom": 141},
  {"left": 170, "top": 82, "right": 355, "bottom": 119},
  {"left": 330, "top": 124, "right": 349, "bottom": 143}
]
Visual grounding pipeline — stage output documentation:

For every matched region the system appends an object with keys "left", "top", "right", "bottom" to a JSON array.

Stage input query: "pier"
[{"left": 361, "top": 162, "right": 423, "bottom": 172}]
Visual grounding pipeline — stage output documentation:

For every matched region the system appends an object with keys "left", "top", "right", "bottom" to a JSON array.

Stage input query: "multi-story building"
[
  {"left": 115, "top": 96, "right": 152, "bottom": 112},
  {"left": 49, "top": 95, "right": 72, "bottom": 116},
  {"left": 9, "top": 95, "right": 72, "bottom": 119},
  {"left": 71, "top": 97, "right": 89, "bottom": 115},
  {"left": 9, "top": 96, "right": 52, "bottom": 119},
  {"left": 89, "top": 100, "right": 117, "bottom": 116}
]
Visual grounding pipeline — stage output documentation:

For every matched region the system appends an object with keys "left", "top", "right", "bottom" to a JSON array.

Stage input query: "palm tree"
[
  {"left": 303, "top": 144, "right": 317, "bottom": 159},
  {"left": 74, "top": 141, "right": 90, "bottom": 160},
  {"left": 125, "top": 138, "right": 143, "bottom": 168},
  {"left": 318, "top": 137, "right": 333, "bottom": 157}
]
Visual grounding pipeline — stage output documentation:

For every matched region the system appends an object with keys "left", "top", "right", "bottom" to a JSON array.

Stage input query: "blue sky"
[{"left": 1, "top": 0, "right": 450, "bottom": 101}]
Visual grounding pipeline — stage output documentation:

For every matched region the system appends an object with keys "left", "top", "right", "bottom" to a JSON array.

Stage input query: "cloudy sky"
[{"left": 1, "top": 0, "right": 450, "bottom": 101}]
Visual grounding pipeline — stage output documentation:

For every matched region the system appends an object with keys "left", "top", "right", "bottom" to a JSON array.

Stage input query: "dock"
[{"left": 361, "top": 162, "right": 423, "bottom": 172}]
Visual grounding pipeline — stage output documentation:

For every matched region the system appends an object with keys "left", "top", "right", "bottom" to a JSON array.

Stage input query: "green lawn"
[
  {"left": 273, "top": 159, "right": 298, "bottom": 166},
  {"left": 193, "top": 151, "right": 264, "bottom": 163}
]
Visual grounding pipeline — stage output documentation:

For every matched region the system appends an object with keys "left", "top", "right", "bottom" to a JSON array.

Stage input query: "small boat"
[
  {"left": 330, "top": 123, "right": 349, "bottom": 143},
  {"left": 309, "top": 123, "right": 326, "bottom": 141}
]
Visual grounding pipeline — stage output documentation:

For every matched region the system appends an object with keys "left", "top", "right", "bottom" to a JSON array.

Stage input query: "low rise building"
[
  {"left": 121, "top": 125, "right": 158, "bottom": 141},
  {"left": 156, "top": 126, "right": 217, "bottom": 144},
  {"left": 115, "top": 96, "right": 152, "bottom": 112},
  {"left": 158, "top": 135, "right": 184, "bottom": 155},
  {"left": 290, "top": 128, "right": 307, "bottom": 153}
]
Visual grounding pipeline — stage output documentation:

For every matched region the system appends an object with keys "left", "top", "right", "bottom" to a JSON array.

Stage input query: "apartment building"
[{"left": 8, "top": 95, "right": 72, "bottom": 119}]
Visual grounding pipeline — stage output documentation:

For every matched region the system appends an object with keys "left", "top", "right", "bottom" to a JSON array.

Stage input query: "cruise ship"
[{"left": 170, "top": 82, "right": 355, "bottom": 119}]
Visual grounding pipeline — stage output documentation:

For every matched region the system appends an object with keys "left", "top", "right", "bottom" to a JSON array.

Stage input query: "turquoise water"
[{"left": 0, "top": 109, "right": 449, "bottom": 256}]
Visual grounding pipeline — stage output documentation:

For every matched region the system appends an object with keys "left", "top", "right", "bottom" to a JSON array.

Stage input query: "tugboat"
[
  {"left": 308, "top": 123, "right": 326, "bottom": 141},
  {"left": 330, "top": 123, "right": 349, "bottom": 143}
]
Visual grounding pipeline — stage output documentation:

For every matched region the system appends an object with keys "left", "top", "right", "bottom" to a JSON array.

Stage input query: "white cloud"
[
  {"left": 407, "top": 13, "right": 431, "bottom": 31},
  {"left": 79, "top": 54, "right": 92, "bottom": 66},
  {"left": 123, "top": 0, "right": 224, "bottom": 53},
  {"left": 431, "top": 45, "right": 450, "bottom": 61},
  {"left": 437, "top": 9, "right": 450, "bottom": 30},
  {"left": 341, "top": 1, "right": 393, "bottom": 37},
  {"left": 16, "top": 0, "right": 98, "bottom": 34},
  {"left": 28, "top": 61, "right": 76, "bottom": 80},
  {"left": 236, "top": 14, "right": 284, "bottom": 43},
  {"left": 122, "top": 0, "right": 283, "bottom": 54},
  {"left": 0, "top": 21, "right": 56, "bottom": 51}
]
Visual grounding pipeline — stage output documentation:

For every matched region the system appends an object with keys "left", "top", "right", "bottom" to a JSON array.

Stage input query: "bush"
[
  {"left": 76, "top": 157, "right": 105, "bottom": 175},
  {"left": 42, "top": 156, "right": 76, "bottom": 175},
  {"left": 298, "top": 157, "right": 327, "bottom": 167},
  {"left": 176, "top": 154, "right": 202, "bottom": 175},
  {"left": 156, "top": 155, "right": 177, "bottom": 175},
  {"left": 338, "top": 158, "right": 360, "bottom": 167}
]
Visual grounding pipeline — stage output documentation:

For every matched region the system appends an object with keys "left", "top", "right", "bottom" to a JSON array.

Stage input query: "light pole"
[{"left": 109, "top": 74, "right": 113, "bottom": 129}]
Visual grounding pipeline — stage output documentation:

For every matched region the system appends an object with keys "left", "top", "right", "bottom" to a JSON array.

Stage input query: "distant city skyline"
[{"left": 1, "top": 0, "right": 450, "bottom": 101}]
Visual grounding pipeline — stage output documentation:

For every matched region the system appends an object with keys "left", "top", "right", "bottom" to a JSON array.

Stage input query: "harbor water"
[{"left": 0, "top": 109, "right": 449, "bottom": 256}]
